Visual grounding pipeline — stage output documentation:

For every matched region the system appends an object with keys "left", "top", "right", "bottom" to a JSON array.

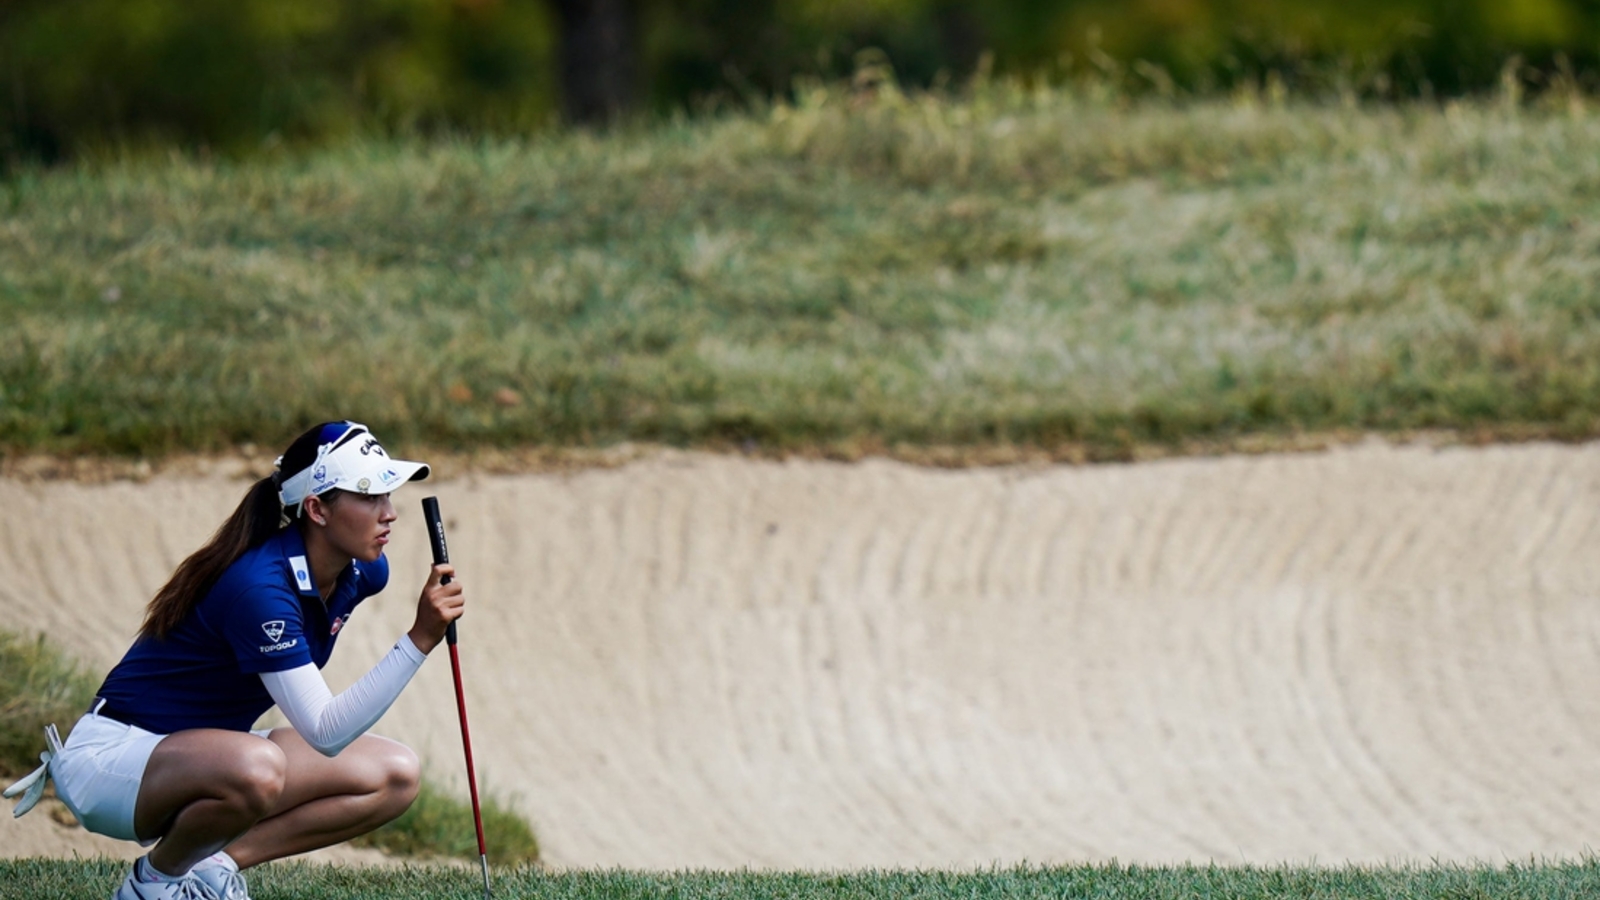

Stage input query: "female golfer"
[{"left": 8, "top": 421, "right": 463, "bottom": 900}]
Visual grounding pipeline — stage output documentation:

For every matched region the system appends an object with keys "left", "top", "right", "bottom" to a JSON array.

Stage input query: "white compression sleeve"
[{"left": 259, "top": 635, "right": 428, "bottom": 757}]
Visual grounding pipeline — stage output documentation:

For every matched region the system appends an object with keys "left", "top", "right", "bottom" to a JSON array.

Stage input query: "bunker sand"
[{"left": 5, "top": 441, "right": 1600, "bottom": 869}]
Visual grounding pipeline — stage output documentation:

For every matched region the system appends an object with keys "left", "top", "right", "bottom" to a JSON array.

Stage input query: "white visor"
[{"left": 277, "top": 424, "right": 430, "bottom": 509}]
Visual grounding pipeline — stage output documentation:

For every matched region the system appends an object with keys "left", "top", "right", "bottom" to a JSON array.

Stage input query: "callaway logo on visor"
[{"left": 262, "top": 621, "right": 286, "bottom": 643}]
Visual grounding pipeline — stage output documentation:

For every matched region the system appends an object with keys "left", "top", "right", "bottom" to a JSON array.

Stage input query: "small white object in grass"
[{"left": 102, "top": 285, "right": 122, "bottom": 303}]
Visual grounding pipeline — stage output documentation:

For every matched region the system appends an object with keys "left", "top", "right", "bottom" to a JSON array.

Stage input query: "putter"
[{"left": 422, "top": 496, "right": 491, "bottom": 899}]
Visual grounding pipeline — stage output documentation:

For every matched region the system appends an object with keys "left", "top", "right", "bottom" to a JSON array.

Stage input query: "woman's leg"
[
  {"left": 133, "top": 730, "right": 289, "bottom": 876},
  {"left": 220, "top": 729, "right": 420, "bottom": 869}
]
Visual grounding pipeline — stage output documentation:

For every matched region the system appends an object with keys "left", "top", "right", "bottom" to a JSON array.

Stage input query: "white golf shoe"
[
  {"left": 111, "top": 872, "right": 218, "bottom": 900},
  {"left": 189, "top": 857, "right": 251, "bottom": 900},
  {"left": 112, "top": 859, "right": 220, "bottom": 900}
]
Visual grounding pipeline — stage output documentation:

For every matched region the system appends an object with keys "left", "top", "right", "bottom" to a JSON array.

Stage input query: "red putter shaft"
[
  {"left": 448, "top": 641, "right": 490, "bottom": 896},
  {"left": 422, "top": 496, "right": 491, "bottom": 900}
]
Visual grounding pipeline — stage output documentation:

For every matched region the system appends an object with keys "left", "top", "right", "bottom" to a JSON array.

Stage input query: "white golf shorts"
[
  {"left": 51, "top": 709, "right": 166, "bottom": 844},
  {"left": 52, "top": 707, "right": 279, "bottom": 845}
]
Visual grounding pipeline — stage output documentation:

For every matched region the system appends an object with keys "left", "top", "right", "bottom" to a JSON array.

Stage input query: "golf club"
[{"left": 422, "top": 495, "right": 491, "bottom": 899}]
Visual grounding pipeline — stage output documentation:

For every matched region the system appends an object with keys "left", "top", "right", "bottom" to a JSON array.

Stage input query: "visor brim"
[{"left": 344, "top": 458, "right": 429, "bottom": 494}]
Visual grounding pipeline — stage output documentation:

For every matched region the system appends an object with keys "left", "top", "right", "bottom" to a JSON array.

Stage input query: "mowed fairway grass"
[
  {"left": 7, "top": 858, "right": 1600, "bottom": 899},
  {"left": 4, "top": 79, "right": 1600, "bottom": 461}
]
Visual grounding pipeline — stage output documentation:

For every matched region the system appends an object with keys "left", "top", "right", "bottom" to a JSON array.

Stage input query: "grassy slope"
[
  {"left": 3, "top": 81, "right": 1598, "bottom": 461},
  {"left": 6, "top": 858, "right": 1600, "bottom": 899}
]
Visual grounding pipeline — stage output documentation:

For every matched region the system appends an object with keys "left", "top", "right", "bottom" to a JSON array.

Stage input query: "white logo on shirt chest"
[{"left": 288, "top": 556, "right": 313, "bottom": 592}]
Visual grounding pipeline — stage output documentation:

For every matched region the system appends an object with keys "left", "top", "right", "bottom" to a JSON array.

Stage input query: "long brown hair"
[
  {"left": 139, "top": 476, "right": 286, "bottom": 639},
  {"left": 138, "top": 421, "right": 346, "bottom": 639}
]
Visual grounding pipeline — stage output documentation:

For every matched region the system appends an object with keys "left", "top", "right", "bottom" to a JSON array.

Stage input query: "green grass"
[
  {"left": 4, "top": 77, "right": 1600, "bottom": 462},
  {"left": 353, "top": 777, "right": 540, "bottom": 865},
  {"left": 6, "top": 858, "right": 1600, "bottom": 899},
  {"left": 0, "top": 629, "right": 537, "bottom": 865}
]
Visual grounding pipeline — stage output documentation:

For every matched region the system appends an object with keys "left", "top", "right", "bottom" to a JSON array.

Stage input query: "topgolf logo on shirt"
[{"left": 259, "top": 619, "right": 299, "bottom": 654}]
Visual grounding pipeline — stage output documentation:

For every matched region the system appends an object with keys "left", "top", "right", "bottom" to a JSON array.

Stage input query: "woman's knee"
[
  {"left": 384, "top": 742, "right": 421, "bottom": 802},
  {"left": 369, "top": 740, "right": 421, "bottom": 817},
  {"left": 230, "top": 740, "right": 289, "bottom": 816}
]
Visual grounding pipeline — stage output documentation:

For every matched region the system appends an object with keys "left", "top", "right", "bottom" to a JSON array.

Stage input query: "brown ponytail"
[{"left": 139, "top": 475, "right": 286, "bottom": 639}]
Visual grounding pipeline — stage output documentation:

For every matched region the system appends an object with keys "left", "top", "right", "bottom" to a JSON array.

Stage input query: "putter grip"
[{"left": 421, "top": 496, "right": 458, "bottom": 645}]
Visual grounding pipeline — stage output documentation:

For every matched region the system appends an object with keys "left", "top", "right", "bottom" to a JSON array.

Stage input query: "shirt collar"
[
  {"left": 273, "top": 527, "right": 364, "bottom": 603},
  {"left": 274, "top": 527, "right": 320, "bottom": 598}
]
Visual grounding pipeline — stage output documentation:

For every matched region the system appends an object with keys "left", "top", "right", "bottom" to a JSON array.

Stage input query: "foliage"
[
  {"left": 352, "top": 777, "right": 541, "bottom": 865},
  {"left": 6, "top": 0, "right": 1600, "bottom": 160},
  {"left": 652, "top": 0, "right": 1600, "bottom": 108},
  {"left": 3, "top": 78, "right": 1600, "bottom": 461},
  {"left": 0, "top": 631, "right": 99, "bottom": 779},
  {"left": 7, "top": 858, "right": 1600, "bottom": 900},
  {"left": 988, "top": 0, "right": 1600, "bottom": 97},
  {"left": 0, "top": 0, "right": 558, "bottom": 162}
]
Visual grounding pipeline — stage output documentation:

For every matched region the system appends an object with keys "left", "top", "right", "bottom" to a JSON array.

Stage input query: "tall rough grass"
[
  {"left": 0, "top": 631, "right": 98, "bottom": 778},
  {"left": 352, "top": 778, "right": 539, "bottom": 865},
  {"left": 3, "top": 76, "right": 1598, "bottom": 459}
]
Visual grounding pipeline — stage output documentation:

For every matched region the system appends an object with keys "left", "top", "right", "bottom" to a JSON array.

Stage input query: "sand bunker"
[{"left": 5, "top": 440, "right": 1600, "bottom": 869}]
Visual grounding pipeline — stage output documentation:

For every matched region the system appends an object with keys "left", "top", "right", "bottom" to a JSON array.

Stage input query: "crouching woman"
[{"left": 14, "top": 421, "right": 463, "bottom": 900}]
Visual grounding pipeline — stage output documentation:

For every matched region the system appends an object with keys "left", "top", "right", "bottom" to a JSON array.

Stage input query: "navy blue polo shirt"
[{"left": 95, "top": 527, "right": 389, "bottom": 734}]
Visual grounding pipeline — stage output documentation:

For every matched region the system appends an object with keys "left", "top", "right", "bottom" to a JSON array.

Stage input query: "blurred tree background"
[{"left": 2, "top": 0, "right": 1599, "bottom": 162}]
